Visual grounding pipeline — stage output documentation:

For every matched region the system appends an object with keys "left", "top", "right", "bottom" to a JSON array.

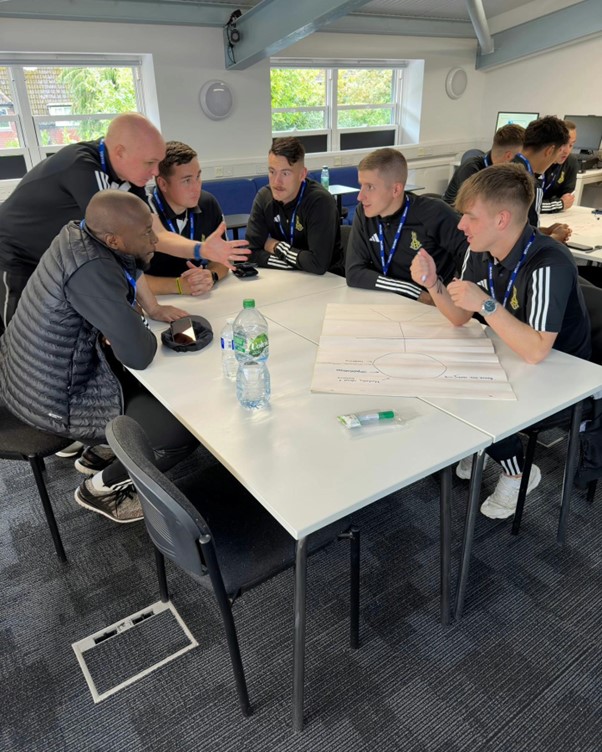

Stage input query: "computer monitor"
[
  {"left": 563, "top": 115, "right": 602, "bottom": 154},
  {"left": 495, "top": 111, "right": 539, "bottom": 133}
]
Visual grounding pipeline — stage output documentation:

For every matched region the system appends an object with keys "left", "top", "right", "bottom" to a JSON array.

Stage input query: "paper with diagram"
[{"left": 311, "top": 303, "right": 515, "bottom": 400}]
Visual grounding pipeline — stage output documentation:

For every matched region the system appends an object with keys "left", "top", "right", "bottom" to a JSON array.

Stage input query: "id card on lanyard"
[{"left": 378, "top": 197, "right": 409, "bottom": 276}]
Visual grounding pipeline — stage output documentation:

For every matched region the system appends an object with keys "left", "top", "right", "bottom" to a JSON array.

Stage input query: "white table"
[
  {"left": 420, "top": 333, "right": 602, "bottom": 618},
  {"left": 574, "top": 166, "right": 602, "bottom": 206},
  {"left": 561, "top": 205, "right": 602, "bottom": 261},
  {"left": 136, "top": 270, "right": 491, "bottom": 730}
]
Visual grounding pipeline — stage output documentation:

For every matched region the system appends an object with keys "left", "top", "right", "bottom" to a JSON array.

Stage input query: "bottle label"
[
  {"left": 233, "top": 333, "right": 268, "bottom": 357},
  {"left": 221, "top": 336, "right": 234, "bottom": 350}
]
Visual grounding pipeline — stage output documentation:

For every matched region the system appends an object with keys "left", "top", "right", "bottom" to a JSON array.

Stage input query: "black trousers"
[{"left": 102, "top": 366, "right": 199, "bottom": 486}]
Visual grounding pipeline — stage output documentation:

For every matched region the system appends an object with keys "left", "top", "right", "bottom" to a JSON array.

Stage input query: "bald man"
[
  {"left": 0, "top": 112, "right": 248, "bottom": 332},
  {"left": 0, "top": 191, "right": 198, "bottom": 523}
]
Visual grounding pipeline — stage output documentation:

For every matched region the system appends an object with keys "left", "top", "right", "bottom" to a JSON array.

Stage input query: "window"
[
  {"left": 0, "top": 58, "right": 145, "bottom": 180},
  {"left": 270, "top": 61, "right": 405, "bottom": 153}
]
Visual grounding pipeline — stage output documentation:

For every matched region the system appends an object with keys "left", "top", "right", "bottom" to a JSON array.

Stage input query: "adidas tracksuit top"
[{"left": 345, "top": 193, "right": 467, "bottom": 300}]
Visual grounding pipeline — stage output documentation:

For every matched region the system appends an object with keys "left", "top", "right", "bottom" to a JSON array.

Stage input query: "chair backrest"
[
  {"left": 461, "top": 148, "right": 485, "bottom": 164},
  {"left": 340, "top": 224, "right": 352, "bottom": 260},
  {"left": 580, "top": 281, "right": 602, "bottom": 365},
  {"left": 106, "top": 416, "right": 212, "bottom": 584}
]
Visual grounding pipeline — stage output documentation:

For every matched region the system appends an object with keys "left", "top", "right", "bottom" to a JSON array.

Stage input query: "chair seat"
[
  {"left": 0, "top": 406, "right": 71, "bottom": 459},
  {"left": 178, "top": 464, "right": 353, "bottom": 598}
]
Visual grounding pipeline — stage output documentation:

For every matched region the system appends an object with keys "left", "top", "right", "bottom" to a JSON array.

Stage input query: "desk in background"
[{"left": 574, "top": 167, "right": 602, "bottom": 206}]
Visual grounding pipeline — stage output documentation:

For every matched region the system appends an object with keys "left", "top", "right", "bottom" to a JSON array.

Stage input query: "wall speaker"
[
  {"left": 199, "top": 80, "right": 233, "bottom": 121},
  {"left": 445, "top": 68, "right": 468, "bottom": 100}
]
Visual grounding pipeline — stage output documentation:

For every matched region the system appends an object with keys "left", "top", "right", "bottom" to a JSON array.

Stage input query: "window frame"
[
  {"left": 0, "top": 56, "right": 146, "bottom": 176},
  {"left": 270, "top": 60, "right": 406, "bottom": 153}
]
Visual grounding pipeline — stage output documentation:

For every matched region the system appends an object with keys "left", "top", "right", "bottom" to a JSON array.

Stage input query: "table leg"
[
  {"left": 292, "top": 536, "right": 308, "bottom": 732},
  {"left": 557, "top": 400, "right": 583, "bottom": 545},
  {"left": 454, "top": 451, "right": 486, "bottom": 621},
  {"left": 231, "top": 227, "right": 240, "bottom": 240},
  {"left": 335, "top": 194, "right": 343, "bottom": 218},
  {"left": 440, "top": 465, "right": 452, "bottom": 626}
]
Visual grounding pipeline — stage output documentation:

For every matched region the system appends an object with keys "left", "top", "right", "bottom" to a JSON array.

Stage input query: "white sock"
[{"left": 91, "top": 472, "right": 111, "bottom": 492}]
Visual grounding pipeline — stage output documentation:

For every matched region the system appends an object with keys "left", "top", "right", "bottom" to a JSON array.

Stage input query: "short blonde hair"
[
  {"left": 358, "top": 148, "right": 407, "bottom": 185},
  {"left": 456, "top": 163, "right": 534, "bottom": 222}
]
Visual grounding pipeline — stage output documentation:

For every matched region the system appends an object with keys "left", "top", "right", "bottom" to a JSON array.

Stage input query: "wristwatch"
[
  {"left": 211, "top": 271, "right": 219, "bottom": 284},
  {"left": 480, "top": 298, "right": 498, "bottom": 317}
]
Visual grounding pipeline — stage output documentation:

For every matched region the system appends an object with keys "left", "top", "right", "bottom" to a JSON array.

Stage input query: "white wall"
[
  {"left": 0, "top": 15, "right": 599, "bottom": 193},
  {"left": 0, "top": 17, "right": 273, "bottom": 163},
  {"left": 478, "top": 35, "right": 602, "bottom": 131}
]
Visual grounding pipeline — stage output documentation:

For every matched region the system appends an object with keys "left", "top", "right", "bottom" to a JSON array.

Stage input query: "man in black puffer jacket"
[{"left": 0, "top": 191, "right": 198, "bottom": 523}]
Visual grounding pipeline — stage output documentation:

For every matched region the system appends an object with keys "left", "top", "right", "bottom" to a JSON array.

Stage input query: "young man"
[
  {"left": 346, "top": 148, "right": 466, "bottom": 302},
  {"left": 541, "top": 120, "right": 579, "bottom": 213},
  {"left": 0, "top": 114, "right": 248, "bottom": 331},
  {"left": 0, "top": 191, "right": 198, "bottom": 523},
  {"left": 410, "top": 163, "right": 591, "bottom": 519},
  {"left": 443, "top": 124, "right": 524, "bottom": 205},
  {"left": 245, "top": 137, "right": 344, "bottom": 275},
  {"left": 512, "top": 116, "right": 572, "bottom": 243},
  {"left": 146, "top": 140, "right": 228, "bottom": 297}
]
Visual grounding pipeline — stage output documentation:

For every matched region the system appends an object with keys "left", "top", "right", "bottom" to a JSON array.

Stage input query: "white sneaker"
[
  {"left": 456, "top": 453, "right": 488, "bottom": 480},
  {"left": 55, "top": 440, "right": 84, "bottom": 458},
  {"left": 480, "top": 465, "right": 542, "bottom": 520}
]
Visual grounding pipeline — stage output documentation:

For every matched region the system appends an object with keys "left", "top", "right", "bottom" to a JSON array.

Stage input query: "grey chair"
[
  {"left": 461, "top": 148, "right": 485, "bottom": 164},
  {"left": 0, "top": 405, "right": 72, "bottom": 561},
  {"left": 106, "top": 415, "right": 360, "bottom": 717}
]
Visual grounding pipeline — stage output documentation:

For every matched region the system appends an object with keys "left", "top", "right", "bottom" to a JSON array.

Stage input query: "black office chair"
[
  {"left": 460, "top": 148, "right": 485, "bottom": 164},
  {"left": 511, "top": 281, "right": 602, "bottom": 539},
  {"left": 0, "top": 405, "right": 72, "bottom": 561},
  {"left": 106, "top": 415, "right": 360, "bottom": 717}
]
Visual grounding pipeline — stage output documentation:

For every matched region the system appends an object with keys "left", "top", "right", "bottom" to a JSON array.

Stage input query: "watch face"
[{"left": 482, "top": 298, "right": 497, "bottom": 315}]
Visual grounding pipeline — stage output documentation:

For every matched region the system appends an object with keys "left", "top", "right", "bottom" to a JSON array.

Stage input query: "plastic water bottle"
[
  {"left": 321, "top": 165, "right": 330, "bottom": 190},
  {"left": 236, "top": 361, "right": 271, "bottom": 410},
  {"left": 233, "top": 299, "right": 269, "bottom": 363},
  {"left": 220, "top": 318, "right": 237, "bottom": 380},
  {"left": 233, "top": 299, "right": 271, "bottom": 409}
]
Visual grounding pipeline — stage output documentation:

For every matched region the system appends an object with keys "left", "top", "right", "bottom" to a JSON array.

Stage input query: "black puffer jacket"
[{"left": 0, "top": 221, "right": 157, "bottom": 441}]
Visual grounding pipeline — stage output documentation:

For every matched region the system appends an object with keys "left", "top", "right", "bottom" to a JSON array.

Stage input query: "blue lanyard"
[
  {"left": 277, "top": 180, "right": 306, "bottom": 245},
  {"left": 488, "top": 231, "right": 535, "bottom": 309},
  {"left": 543, "top": 165, "right": 560, "bottom": 192},
  {"left": 153, "top": 189, "right": 195, "bottom": 239},
  {"left": 80, "top": 218, "right": 138, "bottom": 308},
  {"left": 483, "top": 154, "right": 490, "bottom": 167},
  {"left": 99, "top": 138, "right": 108, "bottom": 174},
  {"left": 515, "top": 153, "right": 533, "bottom": 175},
  {"left": 378, "top": 197, "right": 409, "bottom": 276}
]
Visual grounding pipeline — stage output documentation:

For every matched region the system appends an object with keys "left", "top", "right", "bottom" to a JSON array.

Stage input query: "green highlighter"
[{"left": 338, "top": 410, "right": 396, "bottom": 429}]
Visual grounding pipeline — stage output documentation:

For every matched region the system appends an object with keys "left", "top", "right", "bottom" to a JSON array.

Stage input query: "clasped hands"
[{"left": 410, "top": 249, "right": 488, "bottom": 313}]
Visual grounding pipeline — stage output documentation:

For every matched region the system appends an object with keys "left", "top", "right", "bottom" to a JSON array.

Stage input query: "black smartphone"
[
  {"left": 170, "top": 316, "right": 196, "bottom": 345},
  {"left": 232, "top": 262, "right": 258, "bottom": 278}
]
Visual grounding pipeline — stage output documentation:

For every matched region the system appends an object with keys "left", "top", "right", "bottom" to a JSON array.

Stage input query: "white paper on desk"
[{"left": 311, "top": 304, "right": 516, "bottom": 400}]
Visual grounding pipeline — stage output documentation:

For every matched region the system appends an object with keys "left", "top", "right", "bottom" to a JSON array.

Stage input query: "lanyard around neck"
[
  {"left": 153, "top": 189, "right": 195, "bottom": 240},
  {"left": 277, "top": 180, "right": 306, "bottom": 246},
  {"left": 378, "top": 196, "right": 409, "bottom": 276},
  {"left": 98, "top": 138, "right": 108, "bottom": 175},
  {"left": 515, "top": 153, "right": 533, "bottom": 175},
  {"left": 488, "top": 231, "right": 535, "bottom": 309},
  {"left": 483, "top": 154, "right": 491, "bottom": 167},
  {"left": 542, "top": 164, "right": 560, "bottom": 192}
]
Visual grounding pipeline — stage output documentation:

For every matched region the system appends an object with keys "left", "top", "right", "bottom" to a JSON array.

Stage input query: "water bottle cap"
[{"left": 242, "top": 299, "right": 255, "bottom": 309}]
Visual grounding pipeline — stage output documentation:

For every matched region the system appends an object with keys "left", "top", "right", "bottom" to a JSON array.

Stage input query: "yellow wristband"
[{"left": 176, "top": 277, "right": 183, "bottom": 295}]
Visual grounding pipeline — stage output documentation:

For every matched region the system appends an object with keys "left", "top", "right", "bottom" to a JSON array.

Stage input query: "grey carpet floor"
[{"left": 1, "top": 437, "right": 600, "bottom": 752}]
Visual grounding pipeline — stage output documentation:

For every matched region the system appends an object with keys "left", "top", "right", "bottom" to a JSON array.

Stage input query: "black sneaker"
[
  {"left": 55, "top": 440, "right": 84, "bottom": 459},
  {"left": 74, "top": 478, "right": 144, "bottom": 523},
  {"left": 74, "top": 445, "right": 116, "bottom": 476}
]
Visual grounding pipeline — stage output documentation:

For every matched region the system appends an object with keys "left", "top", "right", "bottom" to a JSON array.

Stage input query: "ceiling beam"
[
  {"left": 0, "top": 0, "right": 238, "bottom": 26},
  {"left": 476, "top": 0, "right": 602, "bottom": 69},
  {"left": 224, "top": 0, "right": 372, "bottom": 70},
  {"left": 324, "top": 14, "right": 474, "bottom": 38}
]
